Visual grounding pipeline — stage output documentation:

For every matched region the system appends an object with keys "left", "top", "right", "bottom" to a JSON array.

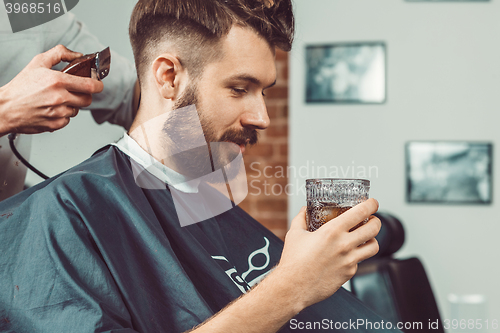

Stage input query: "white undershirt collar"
[{"left": 111, "top": 133, "right": 200, "bottom": 193}]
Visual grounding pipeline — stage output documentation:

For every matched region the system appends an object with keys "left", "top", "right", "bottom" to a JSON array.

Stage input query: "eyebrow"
[{"left": 225, "top": 74, "right": 277, "bottom": 89}]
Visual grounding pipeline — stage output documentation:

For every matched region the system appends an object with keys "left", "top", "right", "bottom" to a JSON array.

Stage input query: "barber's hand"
[
  {"left": 0, "top": 45, "right": 104, "bottom": 137},
  {"left": 276, "top": 198, "right": 381, "bottom": 309}
]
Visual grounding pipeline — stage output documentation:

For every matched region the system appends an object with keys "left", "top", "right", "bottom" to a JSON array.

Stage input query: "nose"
[{"left": 240, "top": 96, "right": 270, "bottom": 130}]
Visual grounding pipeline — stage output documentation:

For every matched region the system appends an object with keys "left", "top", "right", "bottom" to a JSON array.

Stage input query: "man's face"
[
  {"left": 189, "top": 25, "right": 276, "bottom": 151},
  {"left": 164, "top": 27, "right": 276, "bottom": 179},
  {"left": 164, "top": 26, "right": 276, "bottom": 181}
]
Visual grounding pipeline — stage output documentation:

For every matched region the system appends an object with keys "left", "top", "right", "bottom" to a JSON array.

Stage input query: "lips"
[
  {"left": 218, "top": 128, "right": 258, "bottom": 152},
  {"left": 239, "top": 139, "right": 251, "bottom": 153},
  {"left": 222, "top": 139, "right": 249, "bottom": 154}
]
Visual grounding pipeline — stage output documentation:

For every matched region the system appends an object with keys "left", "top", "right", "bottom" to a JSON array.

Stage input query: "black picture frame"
[
  {"left": 305, "top": 42, "right": 387, "bottom": 104},
  {"left": 406, "top": 0, "right": 488, "bottom": 2},
  {"left": 406, "top": 141, "right": 493, "bottom": 204}
]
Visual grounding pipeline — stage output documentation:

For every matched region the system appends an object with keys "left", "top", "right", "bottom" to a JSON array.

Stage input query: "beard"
[{"left": 162, "top": 83, "right": 258, "bottom": 184}]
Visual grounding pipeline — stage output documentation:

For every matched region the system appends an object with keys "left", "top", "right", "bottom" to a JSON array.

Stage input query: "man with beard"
[{"left": 0, "top": 0, "right": 400, "bottom": 332}]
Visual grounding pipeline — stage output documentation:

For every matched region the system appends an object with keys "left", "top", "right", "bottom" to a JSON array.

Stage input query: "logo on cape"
[{"left": 212, "top": 237, "right": 272, "bottom": 293}]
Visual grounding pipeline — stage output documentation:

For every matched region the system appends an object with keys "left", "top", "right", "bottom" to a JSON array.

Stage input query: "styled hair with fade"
[{"left": 129, "top": 0, "right": 294, "bottom": 82}]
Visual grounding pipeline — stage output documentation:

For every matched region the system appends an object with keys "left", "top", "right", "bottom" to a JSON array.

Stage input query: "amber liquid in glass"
[{"left": 306, "top": 203, "right": 365, "bottom": 232}]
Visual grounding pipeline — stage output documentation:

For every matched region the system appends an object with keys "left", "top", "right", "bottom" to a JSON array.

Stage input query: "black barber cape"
[{"left": 0, "top": 146, "right": 398, "bottom": 333}]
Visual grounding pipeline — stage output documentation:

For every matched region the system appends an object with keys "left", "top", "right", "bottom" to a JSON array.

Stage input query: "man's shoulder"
[
  {"left": 57, "top": 144, "right": 130, "bottom": 184},
  {"left": 42, "top": 145, "right": 134, "bottom": 198},
  {"left": 0, "top": 145, "right": 132, "bottom": 212}
]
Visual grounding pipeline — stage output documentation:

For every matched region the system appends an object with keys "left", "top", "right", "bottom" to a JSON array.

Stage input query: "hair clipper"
[{"left": 61, "top": 47, "right": 111, "bottom": 79}]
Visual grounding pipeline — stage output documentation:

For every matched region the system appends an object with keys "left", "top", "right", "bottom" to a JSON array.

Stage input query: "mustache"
[{"left": 218, "top": 127, "right": 259, "bottom": 146}]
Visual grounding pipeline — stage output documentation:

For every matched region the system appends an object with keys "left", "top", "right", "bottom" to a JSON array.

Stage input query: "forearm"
[
  {"left": 0, "top": 85, "right": 13, "bottom": 137},
  {"left": 188, "top": 267, "right": 304, "bottom": 333}
]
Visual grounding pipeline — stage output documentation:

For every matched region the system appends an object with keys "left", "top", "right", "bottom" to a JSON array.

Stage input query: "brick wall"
[{"left": 239, "top": 49, "right": 289, "bottom": 240}]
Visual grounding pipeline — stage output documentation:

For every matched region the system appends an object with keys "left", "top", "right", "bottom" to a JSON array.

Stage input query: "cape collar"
[{"left": 112, "top": 133, "right": 200, "bottom": 194}]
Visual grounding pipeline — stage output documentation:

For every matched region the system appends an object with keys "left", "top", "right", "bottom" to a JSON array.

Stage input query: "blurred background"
[{"left": 20, "top": 0, "right": 499, "bottom": 330}]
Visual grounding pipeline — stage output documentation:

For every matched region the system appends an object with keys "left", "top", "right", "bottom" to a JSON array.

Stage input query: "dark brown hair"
[{"left": 129, "top": 0, "right": 294, "bottom": 81}]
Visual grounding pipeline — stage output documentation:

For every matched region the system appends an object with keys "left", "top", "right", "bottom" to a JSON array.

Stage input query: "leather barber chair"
[{"left": 350, "top": 212, "right": 445, "bottom": 333}]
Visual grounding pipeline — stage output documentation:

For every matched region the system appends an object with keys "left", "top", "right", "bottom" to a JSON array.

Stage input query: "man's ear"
[{"left": 151, "top": 54, "right": 185, "bottom": 100}]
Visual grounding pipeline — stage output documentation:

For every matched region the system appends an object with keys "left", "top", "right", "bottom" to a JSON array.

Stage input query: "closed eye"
[{"left": 231, "top": 87, "right": 247, "bottom": 95}]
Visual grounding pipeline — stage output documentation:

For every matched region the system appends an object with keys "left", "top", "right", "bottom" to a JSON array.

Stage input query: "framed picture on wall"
[
  {"left": 406, "top": 141, "right": 493, "bottom": 204},
  {"left": 305, "top": 42, "right": 386, "bottom": 104},
  {"left": 406, "top": 0, "right": 488, "bottom": 2}
]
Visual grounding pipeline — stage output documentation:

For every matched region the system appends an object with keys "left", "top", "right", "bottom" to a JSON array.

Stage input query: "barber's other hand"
[
  {"left": 0, "top": 45, "right": 103, "bottom": 137},
  {"left": 276, "top": 198, "right": 381, "bottom": 310}
]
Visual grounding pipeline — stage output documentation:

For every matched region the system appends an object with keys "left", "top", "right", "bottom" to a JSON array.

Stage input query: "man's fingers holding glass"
[
  {"left": 320, "top": 198, "right": 379, "bottom": 232},
  {"left": 350, "top": 215, "right": 381, "bottom": 247},
  {"left": 353, "top": 238, "right": 380, "bottom": 262}
]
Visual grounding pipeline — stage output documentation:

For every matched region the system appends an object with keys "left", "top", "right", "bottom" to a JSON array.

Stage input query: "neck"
[
  {"left": 128, "top": 97, "right": 209, "bottom": 178},
  {"left": 128, "top": 91, "right": 177, "bottom": 164}
]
